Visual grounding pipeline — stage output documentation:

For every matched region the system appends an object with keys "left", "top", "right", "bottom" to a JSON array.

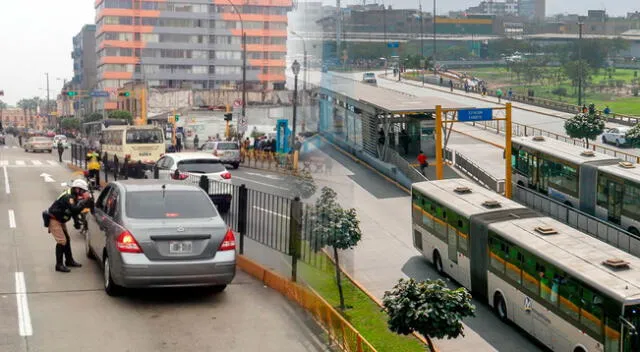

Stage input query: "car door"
[
  {"left": 98, "top": 187, "right": 121, "bottom": 261},
  {"left": 89, "top": 186, "right": 113, "bottom": 262}
]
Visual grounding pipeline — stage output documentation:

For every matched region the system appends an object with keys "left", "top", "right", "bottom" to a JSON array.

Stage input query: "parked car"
[
  {"left": 24, "top": 136, "right": 53, "bottom": 153},
  {"left": 602, "top": 126, "right": 631, "bottom": 147},
  {"left": 53, "top": 134, "right": 69, "bottom": 149},
  {"left": 152, "top": 152, "right": 233, "bottom": 213},
  {"left": 362, "top": 72, "right": 377, "bottom": 85},
  {"left": 85, "top": 180, "right": 236, "bottom": 296},
  {"left": 200, "top": 141, "right": 241, "bottom": 169}
]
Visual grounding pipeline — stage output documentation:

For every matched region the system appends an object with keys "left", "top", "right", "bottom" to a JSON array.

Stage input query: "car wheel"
[
  {"left": 208, "top": 285, "right": 227, "bottom": 293},
  {"left": 232, "top": 163, "right": 239, "bottom": 170},
  {"left": 103, "top": 256, "right": 122, "bottom": 296},
  {"left": 85, "top": 233, "right": 96, "bottom": 260},
  {"left": 433, "top": 250, "right": 444, "bottom": 275},
  {"left": 494, "top": 292, "right": 508, "bottom": 322},
  {"left": 48, "top": 150, "right": 52, "bottom": 153}
]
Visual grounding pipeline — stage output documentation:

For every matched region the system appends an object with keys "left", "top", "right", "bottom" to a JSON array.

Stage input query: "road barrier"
[{"left": 238, "top": 255, "right": 377, "bottom": 352}]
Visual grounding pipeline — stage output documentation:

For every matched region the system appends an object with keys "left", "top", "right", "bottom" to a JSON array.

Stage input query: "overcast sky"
[{"left": 0, "top": 1, "right": 636, "bottom": 106}]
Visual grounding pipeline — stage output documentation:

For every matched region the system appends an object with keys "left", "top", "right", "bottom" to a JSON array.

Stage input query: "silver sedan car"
[{"left": 85, "top": 179, "right": 236, "bottom": 296}]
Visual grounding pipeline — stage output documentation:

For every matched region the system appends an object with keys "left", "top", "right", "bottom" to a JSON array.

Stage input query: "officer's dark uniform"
[
  {"left": 57, "top": 141, "right": 64, "bottom": 162},
  {"left": 48, "top": 189, "right": 93, "bottom": 272}
]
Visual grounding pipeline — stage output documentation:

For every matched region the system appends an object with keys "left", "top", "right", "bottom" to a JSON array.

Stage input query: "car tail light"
[
  {"left": 171, "top": 171, "right": 189, "bottom": 180},
  {"left": 83, "top": 170, "right": 89, "bottom": 177},
  {"left": 218, "top": 229, "right": 236, "bottom": 251},
  {"left": 116, "top": 231, "right": 143, "bottom": 253},
  {"left": 220, "top": 172, "right": 231, "bottom": 180}
]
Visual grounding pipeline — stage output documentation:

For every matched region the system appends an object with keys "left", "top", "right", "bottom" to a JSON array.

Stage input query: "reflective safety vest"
[{"left": 87, "top": 152, "right": 100, "bottom": 170}]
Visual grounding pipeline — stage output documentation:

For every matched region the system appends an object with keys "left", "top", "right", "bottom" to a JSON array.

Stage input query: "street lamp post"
[
  {"left": 291, "top": 60, "right": 300, "bottom": 144},
  {"left": 290, "top": 31, "right": 307, "bottom": 93},
  {"left": 432, "top": 0, "right": 437, "bottom": 75},
  {"left": 577, "top": 17, "right": 585, "bottom": 107},
  {"left": 224, "top": 0, "right": 247, "bottom": 132}
]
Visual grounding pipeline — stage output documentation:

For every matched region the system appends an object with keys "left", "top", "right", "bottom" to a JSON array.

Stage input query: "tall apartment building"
[
  {"left": 72, "top": 24, "right": 97, "bottom": 114},
  {"left": 95, "top": 0, "right": 292, "bottom": 110},
  {"left": 518, "top": 0, "right": 545, "bottom": 21}
]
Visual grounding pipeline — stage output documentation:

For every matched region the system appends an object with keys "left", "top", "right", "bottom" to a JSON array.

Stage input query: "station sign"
[{"left": 458, "top": 108, "right": 493, "bottom": 122}]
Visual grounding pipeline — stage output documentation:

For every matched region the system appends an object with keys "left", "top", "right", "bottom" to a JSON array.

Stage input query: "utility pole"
[
  {"left": 432, "top": 0, "right": 437, "bottom": 74},
  {"left": 419, "top": 0, "right": 424, "bottom": 86},
  {"left": 45, "top": 73, "right": 51, "bottom": 128},
  {"left": 336, "top": 0, "right": 342, "bottom": 59},
  {"left": 578, "top": 18, "right": 584, "bottom": 107}
]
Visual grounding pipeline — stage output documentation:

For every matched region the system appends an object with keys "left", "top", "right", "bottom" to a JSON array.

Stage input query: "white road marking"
[
  {"left": 252, "top": 206, "right": 290, "bottom": 219},
  {"left": 46, "top": 160, "right": 57, "bottom": 165},
  {"left": 3, "top": 165, "right": 8, "bottom": 194},
  {"left": 8, "top": 210, "right": 15, "bottom": 228},
  {"left": 14, "top": 272, "right": 33, "bottom": 336},
  {"left": 31, "top": 160, "right": 42, "bottom": 166},
  {"left": 0, "top": 160, "right": 8, "bottom": 166},
  {"left": 15, "top": 161, "right": 25, "bottom": 166},
  {"left": 233, "top": 176, "right": 288, "bottom": 190}
]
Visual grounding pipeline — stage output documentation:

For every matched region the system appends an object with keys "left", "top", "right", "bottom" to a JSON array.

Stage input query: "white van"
[{"left": 101, "top": 125, "right": 165, "bottom": 166}]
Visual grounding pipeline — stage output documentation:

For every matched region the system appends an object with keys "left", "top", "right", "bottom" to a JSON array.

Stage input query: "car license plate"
[{"left": 169, "top": 241, "right": 192, "bottom": 254}]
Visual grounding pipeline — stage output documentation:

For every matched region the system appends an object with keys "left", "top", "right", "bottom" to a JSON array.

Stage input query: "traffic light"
[
  {"left": 224, "top": 113, "right": 232, "bottom": 121},
  {"left": 65, "top": 91, "right": 77, "bottom": 97},
  {"left": 118, "top": 91, "right": 131, "bottom": 97}
]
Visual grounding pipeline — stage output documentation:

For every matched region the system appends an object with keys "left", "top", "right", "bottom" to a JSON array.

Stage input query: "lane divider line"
[
  {"left": 31, "top": 160, "right": 42, "bottom": 166},
  {"left": 15, "top": 272, "right": 33, "bottom": 336},
  {"left": 3, "top": 165, "right": 9, "bottom": 194},
  {"left": 15, "top": 161, "right": 25, "bottom": 166},
  {"left": 252, "top": 206, "right": 290, "bottom": 219},
  {"left": 8, "top": 210, "right": 15, "bottom": 228},
  {"left": 233, "top": 176, "right": 289, "bottom": 191}
]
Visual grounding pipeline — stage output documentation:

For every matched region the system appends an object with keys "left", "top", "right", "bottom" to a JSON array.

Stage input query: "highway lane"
[
  {"left": 0, "top": 141, "right": 329, "bottom": 352},
  {"left": 239, "top": 138, "right": 544, "bottom": 352},
  {"left": 302, "top": 70, "right": 639, "bottom": 158}
]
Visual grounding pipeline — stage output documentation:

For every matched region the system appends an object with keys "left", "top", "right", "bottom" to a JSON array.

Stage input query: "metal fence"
[
  {"left": 451, "top": 149, "right": 505, "bottom": 193},
  {"left": 513, "top": 184, "right": 640, "bottom": 257},
  {"left": 70, "top": 143, "right": 148, "bottom": 182}
]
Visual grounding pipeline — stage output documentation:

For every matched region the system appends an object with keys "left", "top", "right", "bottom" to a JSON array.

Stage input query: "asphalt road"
[{"left": 0, "top": 135, "right": 329, "bottom": 352}]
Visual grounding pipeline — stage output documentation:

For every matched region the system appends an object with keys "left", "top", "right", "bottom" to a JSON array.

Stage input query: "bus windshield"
[
  {"left": 126, "top": 129, "right": 163, "bottom": 144},
  {"left": 624, "top": 305, "right": 640, "bottom": 351}
]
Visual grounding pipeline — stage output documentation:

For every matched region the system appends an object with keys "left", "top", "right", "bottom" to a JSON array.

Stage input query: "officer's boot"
[
  {"left": 55, "top": 244, "right": 70, "bottom": 273},
  {"left": 64, "top": 242, "right": 82, "bottom": 268}
]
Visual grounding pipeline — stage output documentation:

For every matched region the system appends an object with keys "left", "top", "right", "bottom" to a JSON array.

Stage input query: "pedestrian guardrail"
[
  {"left": 513, "top": 183, "right": 640, "bottom": 257},
  {"left": 451, "top": 149, "right": 505, "bottom": 194}
]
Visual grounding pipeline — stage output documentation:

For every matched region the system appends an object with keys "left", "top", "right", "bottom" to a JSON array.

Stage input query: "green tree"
[
  {"left": 563, "top": 60, "right": 592, "bottom": 93},
  {"left": 60, "top": 117, "right": 80, "bottom": 130},
  {"left": 383, "top": 278, "right": 476, "bottom": 352},
  {"left": 107, "top": 110, "right": 133, "bottom": 123},
  {"left": 291, "top": 170, "right": 317, "bottom": 199},
  {"left": 84, "top": 112, "right": 103, "bottom": 122},
  {"left": 564, "top": 104, "right": 605, "bottom": 148},
  {"left": 624, "top": 123, "right": 640, "bottom": 147},
  {"left": 310, "top": 187, "right": 362, "bottom": 310}
]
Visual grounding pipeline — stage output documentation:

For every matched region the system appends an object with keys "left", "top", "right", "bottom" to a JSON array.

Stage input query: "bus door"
[
  {"left": 607, "top": 180, "right": 623, "bottom": 224},
  {"left": 527, "top": 153, "right": 538, "bottom": 188}
]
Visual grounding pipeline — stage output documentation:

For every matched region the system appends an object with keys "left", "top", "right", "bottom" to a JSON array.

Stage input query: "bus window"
[
  {"left": 421, "top": 196, "right": 435, "bottom": 232},
  {"left": 488, "top": 234, "right": 506, "bottom": 274},
  {"left": 126, "top": 129, "right": 163, "bottom": 144},
  {"left": 596, "top": 172, "right": 609, "bottom": 207},
  {"left": 411, "top": 190, "right": 422, "bottom": 223},
  {"left": 521, "top": 251, "right": 539, "bottom": 295},
  {"left": 623, "top": 180, "right": 640, "bottom": 222},
  {"left": 513, "top": 149, "right": 529, "bottom": 175},
  {"left": 581, "top": 286, "right": 604, "bottom": 338},
  {"left": 558, "top": 276, "right": 581, "bottom": 320},
  {"left": 541, "top": 158, "right": 579, "bottom": 197},
  {"left": 505, "top": 246, "right": 522, "bottom": 284}
]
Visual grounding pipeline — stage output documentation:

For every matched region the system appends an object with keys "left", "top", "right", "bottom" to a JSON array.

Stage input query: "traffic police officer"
[
  {"left": 47, "top": 179, "right": 93, "bottom": 273},
  {"left": 86, "top": 148, "right": 101, "bottom": 189}
]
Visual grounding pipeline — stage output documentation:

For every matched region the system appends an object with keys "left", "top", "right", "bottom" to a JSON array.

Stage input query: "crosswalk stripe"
[
  {"left": 31, "top": 160, "right": 42, "bottom": 166},
  {"left": 15, "top": 161, "right": 25, "bottom": 166},
  {"left": 0, "top": 160, "right": 7, "bottom": 166},
  {"left": 46, "top": 160, "right": 57, "bottom": 165}
]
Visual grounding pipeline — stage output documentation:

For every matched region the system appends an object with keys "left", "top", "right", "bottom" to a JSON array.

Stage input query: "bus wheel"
[
  {"left": 433, "top": 250, "right": 444, "bottom": 275},
  {"left": 629, "top": 227, "right": 640, "bottom": 237},
  {"left": 563, "top": 201, "right": 573, "bottom": 208},
  {"left": 517, "top": 181, "right": 524, "bottom": 187},
  {"left": 573, "top": 346, "right": 586, "bottom": 352},
  {"left": 493, "top": 292, "right": 508, "bottom": 322}
]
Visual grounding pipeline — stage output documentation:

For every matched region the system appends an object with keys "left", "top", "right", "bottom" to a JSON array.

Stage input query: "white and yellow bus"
[
  {"left": 101, "top": 125, "right": 165, "bottom": 167},
  {"left": 412, "top": 178, "right": 640, "bottom": 352}
]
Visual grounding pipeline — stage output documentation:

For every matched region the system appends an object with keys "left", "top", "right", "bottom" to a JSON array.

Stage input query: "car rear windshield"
[
  {"left": 126, "top": 129, "right": 163, "bottom": 144},
  {"left": 216, "top": 142, "right": 239, "bottom": 150},
  {"left": 177, "top": 159, "right": 226, "bottom": 174},
  {"left": 126, "top": 190, "right": 217, "bottom": 219}
]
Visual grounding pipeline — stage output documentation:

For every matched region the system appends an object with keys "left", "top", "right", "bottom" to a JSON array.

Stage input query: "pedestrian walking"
[
  {"left": 400, "top": 129, "right": 410, "bottom": 155},
  {"left": 176, "top": 136, "right": 182, "bottom": 152},
  {"left": 449, "top": 79, "right": 454, "bottom": 92},
  {"left": 496, "top": 88, "right": 503, "bottom": 103},
  {"left": 193, "top": 134, "right": 200, "bottom": 150},
  {"left": 507, "top": 88, "right": 513, "bottom": 101},
  {"left": 417, "top": 151, "right": 429, "bottom": 176},
  {"left": 57, "top": 140, "right": 64, "bottom": 162}
]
